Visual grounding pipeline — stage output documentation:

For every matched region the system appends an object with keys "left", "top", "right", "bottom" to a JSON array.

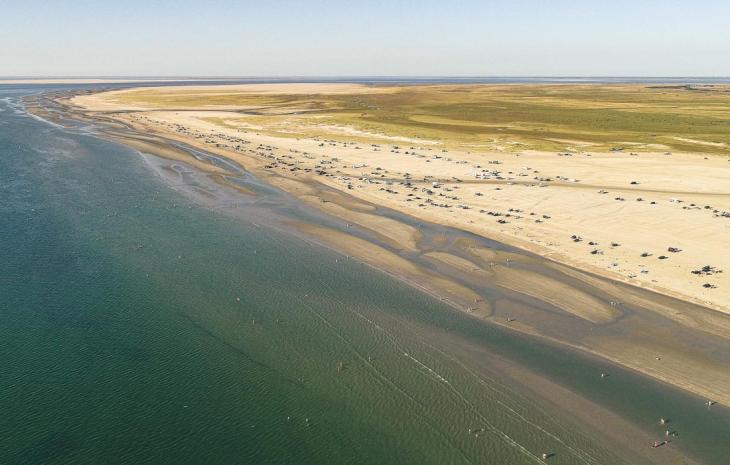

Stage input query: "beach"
[
  {"left": 58, "top": 83, "right": 730, "bottom": 409},
  {"left": 70, "top": 83, "right": 730, "bottom": 314}
]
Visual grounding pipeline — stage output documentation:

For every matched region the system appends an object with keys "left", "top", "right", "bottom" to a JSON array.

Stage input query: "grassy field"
[{"left": 112, "top": 84, "right": 730, "bottom": 153}]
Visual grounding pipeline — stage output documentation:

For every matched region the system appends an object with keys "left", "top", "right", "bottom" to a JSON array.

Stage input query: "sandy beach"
[
  {"left": 71, "top": 84, "right": 730, "bottom": 314},
  {"left": 59, "top": 83, "right": 730, "bottom": 406}
]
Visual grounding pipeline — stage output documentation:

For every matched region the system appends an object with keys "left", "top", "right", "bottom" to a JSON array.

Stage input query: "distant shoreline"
[{"left": 4, "top": 76, "right": 730, "bottom": 86}]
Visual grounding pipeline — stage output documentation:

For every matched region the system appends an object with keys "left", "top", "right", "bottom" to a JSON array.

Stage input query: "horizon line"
[{"left": 3, "top": 75, "right": 730, "bottom": 80}]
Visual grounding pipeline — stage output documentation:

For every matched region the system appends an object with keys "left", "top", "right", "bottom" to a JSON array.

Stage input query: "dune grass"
[{"left": 114, "top": 84, "right": 730, "bottom": 153}]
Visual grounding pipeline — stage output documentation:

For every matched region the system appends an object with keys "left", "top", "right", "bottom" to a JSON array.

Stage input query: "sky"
[{"left": 2, "top": 0, "right": 729, "bottom": 77}]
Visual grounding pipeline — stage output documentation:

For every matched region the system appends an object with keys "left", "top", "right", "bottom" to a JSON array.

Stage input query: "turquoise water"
[{"left": 1, "top": 86, "right": 728, "bottom": 465}]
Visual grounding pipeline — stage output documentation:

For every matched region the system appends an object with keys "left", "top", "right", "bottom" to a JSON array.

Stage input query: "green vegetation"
[{"left": 119, "top": 84, "right": 730, "bottom": 153}]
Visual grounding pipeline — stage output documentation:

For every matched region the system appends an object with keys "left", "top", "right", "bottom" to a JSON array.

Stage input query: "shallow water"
[{"left": 1, "top": 84, "right": 729, "bottom": 465}]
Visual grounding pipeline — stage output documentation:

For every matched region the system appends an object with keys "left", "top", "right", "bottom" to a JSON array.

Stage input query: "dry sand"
[{"left": 71, "top": 93, "right": 730, "bottom": 315}]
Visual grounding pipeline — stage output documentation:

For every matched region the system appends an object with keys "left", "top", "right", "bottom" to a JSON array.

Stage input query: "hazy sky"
[{"left": 2, "top": 0, "right": 729, "bottom": 76}]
